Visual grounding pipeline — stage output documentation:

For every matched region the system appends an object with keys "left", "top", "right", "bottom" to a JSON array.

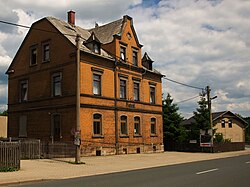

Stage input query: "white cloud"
[{"left": 0, "top": 0, "right": 249, "bottom": 118}]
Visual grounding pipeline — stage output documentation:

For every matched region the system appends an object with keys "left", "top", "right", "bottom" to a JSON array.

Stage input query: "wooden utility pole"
[
  {"left": 206, "top": 86, "right": 213, "bottom": 150},
  {"left": 75, "top": 34, "right": 81, "bottom": 163}
]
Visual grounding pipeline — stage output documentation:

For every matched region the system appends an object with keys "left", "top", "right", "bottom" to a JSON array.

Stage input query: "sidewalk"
[{"left": 1, "top": 149, "right": 250, "bottom": 186}]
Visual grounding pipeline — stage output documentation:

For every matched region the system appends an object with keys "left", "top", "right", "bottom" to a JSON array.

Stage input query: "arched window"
[
  {"left": 120, "top": 115, "right": 128, "bottom": 135},
  {"left": 93, "top": 114, "right": 102, "bottom": 135},
  {"left": 134, "top": 117, "right": 140, "bottom": 135},
  {"left": 151, "top": 118, "right": 156, "bottom": 135}
]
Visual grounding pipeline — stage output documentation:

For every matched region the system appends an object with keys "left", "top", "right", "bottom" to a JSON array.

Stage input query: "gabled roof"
[
  {"left": 89, "top": 18, "right": 123, "bottom": 44},
  {"left": 46, "top": 17, "right": 112, "bottom": 59},
  {"left": 142, "top": 52, "right": 154, "bottom": 63},
  {"left": 182, "top": 111, "right": 248, "bottom": 126}
]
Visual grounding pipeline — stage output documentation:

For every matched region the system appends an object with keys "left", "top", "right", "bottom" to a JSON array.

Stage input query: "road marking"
[
  {"left": 246, "top": 161, "right": 250, "bottom": 164},
  {"left": 196, "top": 168, "right": 219, "bottom": 175}
]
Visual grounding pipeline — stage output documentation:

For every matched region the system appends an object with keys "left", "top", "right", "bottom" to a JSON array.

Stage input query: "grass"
[{"left": 0, "top": 167, "right": 19, "bottom": 172}]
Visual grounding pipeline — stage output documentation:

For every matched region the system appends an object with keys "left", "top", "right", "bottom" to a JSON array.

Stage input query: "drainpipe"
[{"left": 114, "top": 60, "right": 119, "bottom": 154}]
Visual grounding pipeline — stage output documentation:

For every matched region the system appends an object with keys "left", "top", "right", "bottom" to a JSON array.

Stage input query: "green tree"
[
  {"left": 163, "top": 93, "right": 187, "bottom": 143},
  {"left": 188, "top": 93, "right": 210, "bottom": 141},
  {"left": 0, "top": 110, "right": 8, "bottom": 116}
]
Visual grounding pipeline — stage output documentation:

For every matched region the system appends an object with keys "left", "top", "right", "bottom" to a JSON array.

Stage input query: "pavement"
[{"left": 1, "top": 148, "right": 250, "bottom": 186}]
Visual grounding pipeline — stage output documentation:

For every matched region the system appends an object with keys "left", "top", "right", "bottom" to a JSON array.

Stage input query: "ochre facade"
[{"left": 7, "top": 13, "right": 164, "bottom": 156}]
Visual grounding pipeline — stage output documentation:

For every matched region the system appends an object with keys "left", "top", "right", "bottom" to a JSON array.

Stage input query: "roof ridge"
[{"left": 88, "top": 18, "right": 123, "bottom": 31}]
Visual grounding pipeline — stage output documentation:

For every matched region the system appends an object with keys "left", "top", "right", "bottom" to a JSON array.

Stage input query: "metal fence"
[{"left": 0, "top": 142, "right": 20, "bottom": 171}]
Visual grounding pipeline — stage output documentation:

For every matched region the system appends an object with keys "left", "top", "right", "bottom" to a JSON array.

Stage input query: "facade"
[
  {"left": 0, "top": 116, "right": 7, "bottom": 138},
  {"left": 7, "top": 11, "right": 164, "bottom": 156},
  {"left": 183, "top": 111, "right": 247, "bottom": 142}
]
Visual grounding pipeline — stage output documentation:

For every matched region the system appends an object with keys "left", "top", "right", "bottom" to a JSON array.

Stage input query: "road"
[{"left": 13, "top": 155, "right": 250, "bottom": 187}]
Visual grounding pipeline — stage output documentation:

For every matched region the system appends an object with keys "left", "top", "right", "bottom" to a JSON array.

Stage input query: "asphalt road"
[{"left": 13, "top": 155, "right": 250, "bottom": 187}]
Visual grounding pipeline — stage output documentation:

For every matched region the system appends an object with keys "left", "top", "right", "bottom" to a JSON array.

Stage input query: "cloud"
[{"left": 0, "top": 0, "right": 249, "bottom": 118}]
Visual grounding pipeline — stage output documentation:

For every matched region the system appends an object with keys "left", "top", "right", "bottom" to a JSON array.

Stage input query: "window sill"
[
  {"left": 133, "top": 135, "right": 142, "bottom": 138},
  {"left": 150, "top": 134, "right": 157, "bottom": 137},
  {"left": 92, "top": 135, "right": 104, "bottom": 139},
  {"left": 120, "top": 135, "right": 129, "bottom": 138},
  {"left": 42, "top": 60, "right": 50, "bottom": 63},
  {"left": 30, "top": 64, "right": 37, "bottom": 67}
]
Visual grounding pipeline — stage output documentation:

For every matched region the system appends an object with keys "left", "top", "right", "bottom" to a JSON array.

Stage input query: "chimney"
[{"left": 67, "top": 10, "right": 75, "bottom": 26}]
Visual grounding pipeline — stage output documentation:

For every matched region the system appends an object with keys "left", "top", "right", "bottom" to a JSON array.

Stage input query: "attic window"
[
  {"left": 120, "top": 46, "right": 126, "bottom": 62},
  {"left": 93, "top": 43, "right": 100, "bottom": 54},
  {"left": 228, "top": 120, "right": 232, "bottom": 128},
  {"left": 30, "top": 46, "right": 37, "bottom": 66}
]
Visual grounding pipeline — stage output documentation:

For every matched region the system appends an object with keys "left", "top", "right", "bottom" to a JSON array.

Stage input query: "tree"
[
  {"left": 188, "top": 93, "right": 210, "bottom": 141},
  {"left": 0, "top": 110, "right": 8, "bottom": 116},
  {"left": 163, "top": 93, "right": 187, "bottom": 143}
]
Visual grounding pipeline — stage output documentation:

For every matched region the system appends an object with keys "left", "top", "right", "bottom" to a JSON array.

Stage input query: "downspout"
[{"left": 114, "top": 60, "right": 119, "bottom": 154}]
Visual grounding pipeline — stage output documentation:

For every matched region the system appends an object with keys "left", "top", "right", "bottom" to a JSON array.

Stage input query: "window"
[
  {"left": 133, "top": 82, "right": 140, "bottom": 101},
  {"left": 151, "top": 118, "right": 156, "bottom": 135},
  {"left": 93, "top": 114, "right": 102, "bottom": 135},
  {"left": 120, "top": 79, "right": 127, "bottom": 99},
  {"left": 221, "top": 120, "right": 225, "bottom": 128},
  {"left": 150, "top": 86, "right": 156, "bottom": 104},
  {"left": 134, "top": 117, "right": 140, "bottom": 135},
  {"left": 132, "top": 50, "right": 138, "bottom": 66},
  {"left": 121, "top": 115, "right": 128, "bottom": 135},
  {"left": 93, "top": 43, "right": 100, "bottom": 54},
  {"left": 43, "top": 43, "right": 50, "bottom": 62},
  {"left": 228, "top": 120, "right": 232, "bottom": 128},
  {"left": 51, "top": 114, "right": 61, "bottom": 141},
  {"left": 93, "top": 74, "right": 101, "bottom": 95},
  {"left": 30, "top": 47, "right": 37, "bottom": 65},
  {"left": 20, "top": 80, "right": 28, "bottom": 102},
  {"left": 19, "top": 115, "right": 27, "bottom": 137},
  {"left": 120, "top": 46, "right": 126, "bottom": 61},
  {"left": 52, "top": 73, "right": 62, "bottom": 97}
]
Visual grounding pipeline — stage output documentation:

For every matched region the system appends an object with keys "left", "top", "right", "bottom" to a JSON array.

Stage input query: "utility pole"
[
  {"left": 75, "top": 34, "right": 81, "bottom": 163},
  {"left": 206, "top": 86, "right": 214, "bottom": 151}
]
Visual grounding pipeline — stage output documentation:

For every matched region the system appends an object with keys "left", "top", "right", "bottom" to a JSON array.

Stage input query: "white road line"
[
  {"left": 246, "top": 161, "right": 250, "bottom": 164},
  {"left": 196, "top": 168, "right": 219, "bottom": 175}
]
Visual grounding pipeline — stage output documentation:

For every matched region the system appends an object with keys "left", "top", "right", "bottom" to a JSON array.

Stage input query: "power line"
[
  {"left": 163, "top": 77, "right": 204, "bottom": 90},
  {"left": 1, "top": 19, "right": 205, "bottom": 92},
  {"left": 174, "top": 95, "right": 200, "bottom": 104}
]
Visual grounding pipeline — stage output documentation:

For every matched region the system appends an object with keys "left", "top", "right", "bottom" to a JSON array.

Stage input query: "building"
[
  {"left": 183, "top": 111, "right": 247, "bottom": 142},
  {"left": 6, "top": 11, "right": 164, "bottom": 156},
  {"left": 0, "top": 116, "right": 7, "bottom": 138}
]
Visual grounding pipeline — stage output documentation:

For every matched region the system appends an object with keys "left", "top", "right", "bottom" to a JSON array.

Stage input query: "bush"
[
  {"left": 214, "top": 133, "right": 224, "bottom": 143},
  {"left": 0, "top": 167, "right": 18, "bottom": 172}
]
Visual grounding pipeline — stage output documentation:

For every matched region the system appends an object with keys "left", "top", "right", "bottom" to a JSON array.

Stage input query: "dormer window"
[
  {"left": 93, "top": 43, "right": 100, "bottom": 54},
  {"left": 84, "top": 32, "right": 101, "bottom": 55},
  {"left": 142, "top": 52, "right": 154, "bottom": 70}
]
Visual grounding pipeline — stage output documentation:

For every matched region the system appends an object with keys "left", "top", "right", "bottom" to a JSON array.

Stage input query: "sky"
[{"left": 0, "top": 0, "right": 249, "bottom": 118}]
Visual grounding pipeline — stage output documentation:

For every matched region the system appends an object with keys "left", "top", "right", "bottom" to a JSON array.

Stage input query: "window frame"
[
  {"left": 150, "top": 86, "right": 156, "bottom": 104},
  {"left": 51, "top": 113, "right": 62, "bottom": 141},
  {"left": 19, "top": 115, "right": 27, "bottom": 137},
  {"left": 228, "top": 120, "right": 232, "bottom": 128},
  {"left": 132, "top": 50, "right": 138, "bottom": 66},
  {"left": 30, "top": 45, "right": 38, "bottom": 66},
  {"left": 20, "top": 80, "right": 28, "bottom": 102},
  {"left": 150, "top": 118, "right": 156, "bottom": 135},
  {"left": 133, "top": 82, "right": 140, "bottom": 101},
  {"left": 221, "top": 120, "right": 225, "bottom": 128},
  {"left": 93, "top": 73, "right": 102, "bottom": 96},
  {"left": 120, "top": 115, "right": 128, "bottom": 136},
  {"left": 52, "top": 72, "right": 62, "bottom": 97},
  {"left": 120, "top": 79, "right": 127, "bottom": 99},
  {"left": 134, "top": 116, "right": 141, "bottom": 136},
  {"left": 93, "top": 113, "right": 102, "bottom": 136},
  {"left": 42, "top": 42, "right": 50, "bottom": 62},
  {"left": 120, "top": 46, "right": 126, "bottom": 62}
]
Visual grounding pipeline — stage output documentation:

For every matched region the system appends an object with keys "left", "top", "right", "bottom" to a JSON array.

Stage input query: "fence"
[
  {"left": 165, "top": 142, "right": 245, "bottom": 153},
  {"left": 0, "top": 142, "right": 20, "bottom": 171},
  {"left": 21, "top": 139, "right": 41, "bottom": 159},
  {"left": 40, "top": 142, "right": 75, "bottom": 158}
]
